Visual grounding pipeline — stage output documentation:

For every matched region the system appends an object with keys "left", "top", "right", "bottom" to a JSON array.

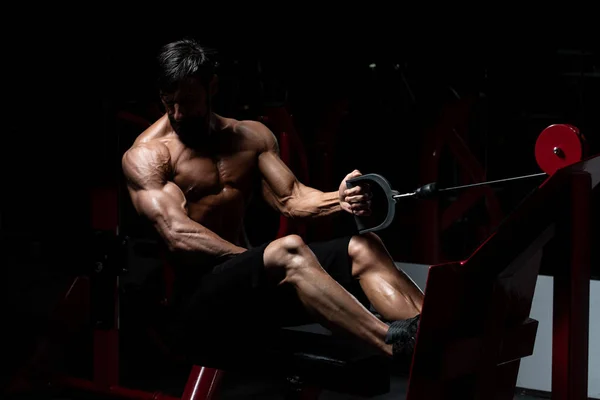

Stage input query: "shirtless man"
[{"left": 121, "top": 38, "right": 423, "bottom": 363}]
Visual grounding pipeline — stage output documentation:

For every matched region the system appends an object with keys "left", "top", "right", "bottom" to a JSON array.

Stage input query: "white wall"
[{"left": 395, "top": 262, "right": 600, "bottom": 399}]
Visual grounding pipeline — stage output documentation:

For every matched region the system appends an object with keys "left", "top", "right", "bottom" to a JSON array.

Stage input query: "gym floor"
[
  {"left": 215, "top": 372, "right": 550, "bottom": 399},
  {"left": 11, "top": 374, "right": 549, "bottom": 399}
]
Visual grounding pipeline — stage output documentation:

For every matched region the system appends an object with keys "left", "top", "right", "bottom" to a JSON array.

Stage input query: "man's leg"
[
  {"left": 348, "top": 232, "right": 424, "bottom": 321},
  {"left": 263, "top": 234, "right": 394, "bottom": 357}
]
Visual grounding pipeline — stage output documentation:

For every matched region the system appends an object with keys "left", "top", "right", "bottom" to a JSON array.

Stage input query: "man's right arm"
[{"left": 121, "top": 143, "right": 247, "bottom": 261}]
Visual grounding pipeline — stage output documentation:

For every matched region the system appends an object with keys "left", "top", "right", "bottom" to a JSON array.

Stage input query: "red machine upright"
[{"left": 406, "top": 152, "right": 598, "bottom": 399}]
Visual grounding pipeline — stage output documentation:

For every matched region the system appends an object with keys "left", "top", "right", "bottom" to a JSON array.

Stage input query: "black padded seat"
[{"left": 184, "top": 326, "right": 392, "bottom": 398}]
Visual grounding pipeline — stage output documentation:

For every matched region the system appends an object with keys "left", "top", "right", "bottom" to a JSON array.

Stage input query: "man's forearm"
[
  {"left": 286, "top": 188, "right": 341, "bottom": 219},
  {"left": 160, "top": 219, "right": 246, "bottom": 261}
]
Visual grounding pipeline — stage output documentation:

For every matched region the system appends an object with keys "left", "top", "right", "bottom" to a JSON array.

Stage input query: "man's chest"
[{"left": 171, "top": 150, "right": 258, "bottom": 201}]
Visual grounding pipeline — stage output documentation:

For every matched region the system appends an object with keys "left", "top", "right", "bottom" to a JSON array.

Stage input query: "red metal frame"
[
  {"left": 180, "top": 366, "right": 223, "bottom": 400},
  {"left": 407, "top": 151, "right": 598, "bottom": 399},
  {"left": 417, "top": 95, "right": 503, "bottom": 265},
  {"left": 551, "top": 170, "right": 592, "bottom": 400}
]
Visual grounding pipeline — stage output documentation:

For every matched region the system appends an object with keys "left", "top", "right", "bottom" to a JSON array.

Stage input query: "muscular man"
[{"left": 121, "top": 38, "right": 423, "bottom": 363}]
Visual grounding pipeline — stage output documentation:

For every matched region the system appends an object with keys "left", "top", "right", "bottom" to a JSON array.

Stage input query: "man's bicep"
[
  {"left": 127, "top": 183, "right": 193, "bottom": 249},
  {"left": 121, "top": 142, "right": 171, "bottom": 189},
  {"left": 258, "top": 150, "right": 299, "bottom": 206},
  {"left": 121, "top": 144, "right": 187, "bottom": 229},
  {"left": 129, "top": 183, "right": 186, "bottom": 222},
  {"left": 246, "top": 120, "right": 302, "bottom": 209}
]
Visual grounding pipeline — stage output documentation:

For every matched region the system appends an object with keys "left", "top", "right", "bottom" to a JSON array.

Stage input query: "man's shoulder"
[
  {"left": 123, "top": 139, "right": 171, "bottom": 164},
  {"left": 125, "top": 115, "right": 171, "bottom": 153},
  {"left": 234, "top": 118, "right": 267, "bottom": 131},
  {"left": 122, "top": 138, "right": 172, "bottom": 185},
  {"left": 121, "top": 140, "right": 172, "bottom": 190},
  {"left": 127, "top": 114, "right": 170, "bottom": 147},
  {"left": 230, "top": 118, "right": 278, "bottom": 150}
]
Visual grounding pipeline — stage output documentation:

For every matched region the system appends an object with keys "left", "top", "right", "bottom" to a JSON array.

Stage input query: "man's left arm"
[{"left": 250, "top": 122, "right": 370, "bottom": 219}]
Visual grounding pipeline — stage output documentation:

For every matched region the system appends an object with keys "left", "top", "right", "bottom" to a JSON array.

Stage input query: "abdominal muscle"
[{"left": 185, "top": 185, "right": 249, "bottom": 247}]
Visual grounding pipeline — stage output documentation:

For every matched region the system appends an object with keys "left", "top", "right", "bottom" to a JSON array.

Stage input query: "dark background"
[
  {"left": 1, "top": 17, "right": 599, "bottom": 393},
  {"left": 6, "top": 23, "right": 598, "bottom": 262}
]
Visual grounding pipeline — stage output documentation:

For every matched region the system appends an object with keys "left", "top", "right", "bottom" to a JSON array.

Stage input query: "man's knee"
[
  {"left": 263, "top": 234, "right": 316, "bottom": 281},
  {"left": 348, "top": 232, "right": 385, "bottom": 260}
]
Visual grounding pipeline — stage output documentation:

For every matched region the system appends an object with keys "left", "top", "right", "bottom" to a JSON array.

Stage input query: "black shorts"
[{"left": 168, "top": 235, "right": 369, "bottom": 354}]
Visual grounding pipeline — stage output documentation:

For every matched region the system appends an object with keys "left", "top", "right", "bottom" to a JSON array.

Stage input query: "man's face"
[{"left": 160, "top": 77, "right": 211, "bottom": 138}]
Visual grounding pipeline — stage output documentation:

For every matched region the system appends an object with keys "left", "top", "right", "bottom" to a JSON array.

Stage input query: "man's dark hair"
[{"left": 156, "top": 38, "right": 217, "bottom": 93}]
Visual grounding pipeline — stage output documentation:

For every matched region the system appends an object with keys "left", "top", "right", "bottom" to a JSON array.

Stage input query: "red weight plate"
[{"left": 535, "top": 124, "right": 583, "bottom": 175}]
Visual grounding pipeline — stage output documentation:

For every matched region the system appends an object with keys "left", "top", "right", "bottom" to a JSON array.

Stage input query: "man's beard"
[{"left": 169, "top": 114, "right": 210, "bottom": 140}]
